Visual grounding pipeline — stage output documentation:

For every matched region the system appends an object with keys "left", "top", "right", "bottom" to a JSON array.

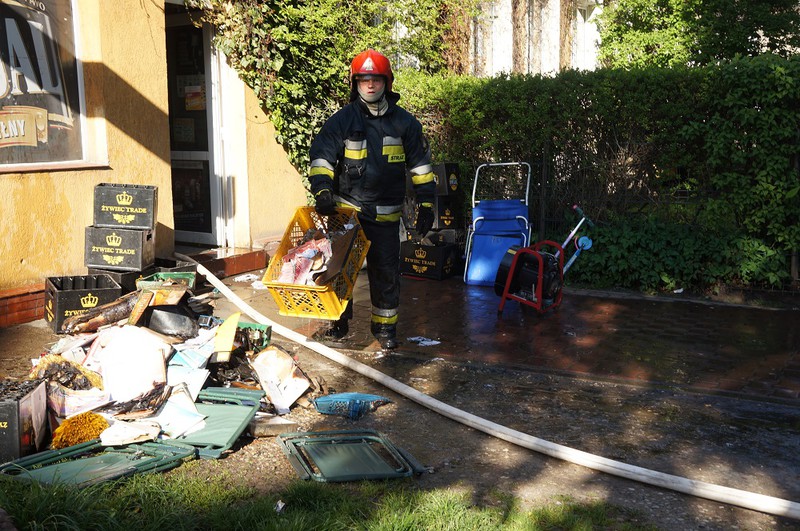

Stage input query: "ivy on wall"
[{"left": 184, "top": 0, "right": 475, "bottom": 182}]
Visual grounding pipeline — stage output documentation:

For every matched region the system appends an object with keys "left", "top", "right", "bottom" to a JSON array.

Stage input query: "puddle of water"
[{"left": 395, "top": 279, "right": 799, "bottom": 400}]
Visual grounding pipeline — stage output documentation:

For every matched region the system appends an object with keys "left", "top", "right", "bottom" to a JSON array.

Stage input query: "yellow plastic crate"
[{"left": 263, "top": 207, "right": 370, "bottom": 320}]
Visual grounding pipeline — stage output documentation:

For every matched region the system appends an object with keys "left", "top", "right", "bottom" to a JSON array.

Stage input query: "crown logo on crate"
[
  {"left": 116, "top": 191, "right": 133, "bottom": 205},
  {"left": 106, "top": 232, "right": 122, "bottom": 246},
  {"left": 81, "top": 293, "right": 99, "bottom": 308},
  {"left": 415, "top": 248, "right": 427, "bottom": 259},
  {"left": 113, "top": 213, "right": 135, "bottom": 224}
]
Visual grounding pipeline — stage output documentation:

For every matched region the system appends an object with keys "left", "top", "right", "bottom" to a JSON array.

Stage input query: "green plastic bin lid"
[
  {"left": 173, "top": 387, "right": 265, "bottom": 459},
  {"left": 0, "top": 439, "right": 195, "bottom": 487},
  {"left": 277, "top": 429, "right": 425, "bottom": 482}
]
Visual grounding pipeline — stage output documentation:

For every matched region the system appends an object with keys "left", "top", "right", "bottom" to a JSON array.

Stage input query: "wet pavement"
[
  {"left": 2, "top": 268, "right": 797, "bottom": 405},
  {"left": 223, "top": 272, "right": 800, "bottom": 404}
]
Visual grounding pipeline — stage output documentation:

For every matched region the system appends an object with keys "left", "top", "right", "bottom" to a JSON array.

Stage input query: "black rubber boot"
[
  {"left": 371, "top": 322, "right": 398, "bottom": 350},
  {"left": 313, "top": 317, "right": 349, "bottom": 342}
]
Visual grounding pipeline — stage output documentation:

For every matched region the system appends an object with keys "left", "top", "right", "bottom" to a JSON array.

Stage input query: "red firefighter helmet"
[{"left": 350, "top": 49, "right": 393, "bottom": 92}]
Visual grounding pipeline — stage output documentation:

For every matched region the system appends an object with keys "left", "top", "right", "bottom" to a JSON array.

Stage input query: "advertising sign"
[{"left": 0, "top": 0, "right": 83, "bottom": 166}]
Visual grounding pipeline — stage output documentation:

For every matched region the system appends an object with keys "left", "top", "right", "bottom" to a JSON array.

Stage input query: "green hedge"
[
  {"left": 395, "top": 55, "right": 799, "bottom": 291},
  {"left": 567, "top": 218, "right": 791, "bottom": 292}
]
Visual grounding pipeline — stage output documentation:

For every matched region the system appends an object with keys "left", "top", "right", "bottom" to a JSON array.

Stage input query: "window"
[{"left": 0, "top": 0, "right": 102, "bottom": 172}]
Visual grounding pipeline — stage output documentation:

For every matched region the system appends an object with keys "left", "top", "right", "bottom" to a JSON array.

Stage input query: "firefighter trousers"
[{"left": 339, "top": 214, "right": 400, "bottom": 327}]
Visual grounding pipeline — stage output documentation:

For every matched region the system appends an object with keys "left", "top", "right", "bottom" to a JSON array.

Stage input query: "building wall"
[
  {"left": 244, "top": 88, "right": 308, "bottom": 245},
  {"left": 490, "top": 0, "right": 514, "bottom": 74},
  {"left": 573, "top": 2, "right": 600, "bottom": 71},
  {"left": 0, "top": 0, "right": 174, "bottom": 290},
  {"left": 473, "top": 0, "right": 601, "bottom": 76},
  {"left": 0, "top": 0, "right": 342, "bottom": 327}
]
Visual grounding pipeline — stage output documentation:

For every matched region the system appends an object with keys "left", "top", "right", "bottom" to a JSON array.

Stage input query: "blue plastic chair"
[{"left": 463, "top": 163, "right": 532, "bottom": 286}]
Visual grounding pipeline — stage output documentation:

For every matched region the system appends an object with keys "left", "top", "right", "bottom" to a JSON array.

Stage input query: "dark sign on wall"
[{"left": 0, "top": 0, "right": 83, "bottom": 166}]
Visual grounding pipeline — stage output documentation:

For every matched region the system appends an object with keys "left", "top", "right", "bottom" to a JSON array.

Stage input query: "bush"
[
  {"left": 396, "top": 58, "right": 798, "bottom": 290},
  {"left": 568, "top": 217, "right": 791, "bottom": 292}
]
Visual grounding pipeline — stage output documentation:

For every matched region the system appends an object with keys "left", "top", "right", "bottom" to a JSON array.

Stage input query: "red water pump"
[{"left": 495, "top": 205, "right": 594, "bottom": 315}]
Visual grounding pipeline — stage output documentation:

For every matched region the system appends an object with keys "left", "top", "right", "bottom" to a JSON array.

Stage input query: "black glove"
[
  {"left": 415, "top": 203, "right": 435, "bottom": 236},
  {"left": 315, "top": 189, "right": 337, "bottom": 216}
]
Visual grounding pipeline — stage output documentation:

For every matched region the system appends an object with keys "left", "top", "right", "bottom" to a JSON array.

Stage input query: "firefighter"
[{"left": 308, "top": 48, "right": 436, "bottom": 350}]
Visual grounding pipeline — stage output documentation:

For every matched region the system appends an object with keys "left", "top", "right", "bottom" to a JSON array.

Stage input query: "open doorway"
[{"left": 165, "top": 4, "right": 223, "bottom": 246}]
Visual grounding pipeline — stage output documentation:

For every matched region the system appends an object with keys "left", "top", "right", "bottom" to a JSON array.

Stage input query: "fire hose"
[{"left": 176, "top": 253, "right": 800, "bottom": 520}]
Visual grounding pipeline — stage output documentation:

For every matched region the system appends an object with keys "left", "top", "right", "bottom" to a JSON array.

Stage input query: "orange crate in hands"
[{"left": 262, "top": 207, "right": 370, "bottom": 320}]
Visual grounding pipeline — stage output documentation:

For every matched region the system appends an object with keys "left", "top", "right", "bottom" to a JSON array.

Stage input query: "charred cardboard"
[
  {"left": 250, "top": 346, "right": 310, "bottom": 414},
  {"left": 45, "top": 383, "right": 110, "bottom": 419},
  {"left": 99, "top": 326, "right": 170, "bottom": 402},
  {"left": 313, "top": 226, "right": 358, "bottom": 286}
]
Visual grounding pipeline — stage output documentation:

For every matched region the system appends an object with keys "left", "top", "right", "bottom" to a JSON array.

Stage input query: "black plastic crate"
[
  {"left": 432, "top": 163, "right": 460, "bottom": 196},
  {"left": 44, "top": 274, "right": 122, "bottom": 332},
  {"left": 433, "top": 195, "right": 464, "bottom": 230},
  {"left": 93, "top": 183, "right": 158, "bottom": 230},
  {"left": 84, "top": 226, "right": 155, "bottom": 272},
  {"left": 87, "top": 266, "right": 155, "bottom": 294},
  {"left": 154, "top": 257, "right": 197, "bottom": 274},
  {"left": 0, "top": 380, "right": 48, "bottom": 463},
  {"left": 406, "top": 162, "right": 460, "bottom": 197},
  {"left": 399, "top": 241, "right": 461, "bottom": 280}
]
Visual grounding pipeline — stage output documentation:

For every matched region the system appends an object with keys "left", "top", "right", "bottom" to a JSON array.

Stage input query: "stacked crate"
[
  {"left": 43, "top": 275, "right": 122, "bottom": 333},
  {"left": 44, "top": 184, "right": 158, "bottom": 333},
  {"left": 0, "top": 380, "right": 48, "bottom": 462},
  {"left": 430, "top": 163, "right": 463, "bottom": 232},
  {"left": 85, "top": 183, "right": 158, "bottom": 293},
  {"left": 404, "top": 163, "right": 464, "bottom": 236},
  {"left": 399, "top": 163, "right": 464, "bottom": 280}
]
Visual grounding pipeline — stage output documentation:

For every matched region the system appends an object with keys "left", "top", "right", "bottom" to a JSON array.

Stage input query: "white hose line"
[{"left": 182, "top": 255, "right": 800, "bottom": 520}]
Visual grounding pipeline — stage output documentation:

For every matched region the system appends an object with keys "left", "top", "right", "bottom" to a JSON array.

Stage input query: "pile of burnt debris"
[{"left": 0, "top": 271, "right": 418, "bottom": 486}]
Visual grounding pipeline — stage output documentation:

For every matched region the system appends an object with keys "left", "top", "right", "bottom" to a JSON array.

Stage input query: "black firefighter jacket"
[{"left": 308, "top": 92, "right": 436, "bottom": 223}]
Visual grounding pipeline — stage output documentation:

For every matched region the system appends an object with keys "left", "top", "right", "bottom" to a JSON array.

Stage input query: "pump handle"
[{"left": 572, "top": 204, "right": 595, "bottom": 227}]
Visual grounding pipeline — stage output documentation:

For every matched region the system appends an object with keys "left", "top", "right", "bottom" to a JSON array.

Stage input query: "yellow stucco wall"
[
  {"left": 244, "top": 89, "right": 309, "bottom": 244},
  {"left": 0, "top": 0, "right": 310, "bottom": 294},
  {"left": 0, "top": 0, "right": 174, "bottom": 290}
]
